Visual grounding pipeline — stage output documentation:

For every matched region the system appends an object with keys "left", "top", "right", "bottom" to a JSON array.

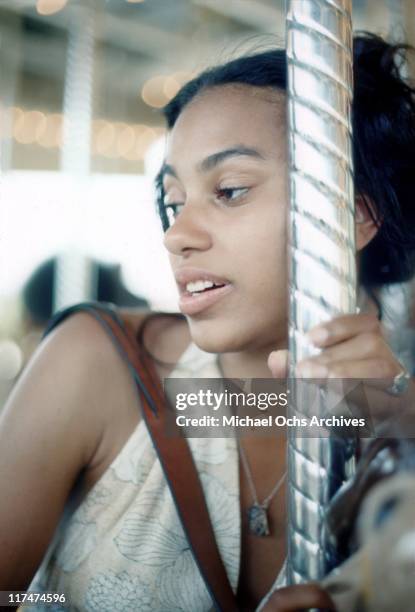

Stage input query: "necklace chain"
[{"left": 238, "top": 440, "right": 286, "bottom": 509}]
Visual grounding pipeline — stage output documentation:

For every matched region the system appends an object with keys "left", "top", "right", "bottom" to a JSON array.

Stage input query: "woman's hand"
[
  {"left": 268, "top": 313, "right": 414, "bottom": 420},
  {"left": 268, "top": 313, "right": 404, "bottom": 381},
  {"left": 261, "top": 583, "right": 336, "bottom": 611}
]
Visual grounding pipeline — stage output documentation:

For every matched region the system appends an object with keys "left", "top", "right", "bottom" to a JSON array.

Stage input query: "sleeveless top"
[{"left": 28, "top": 339, "right": 286, "bottom": 611}]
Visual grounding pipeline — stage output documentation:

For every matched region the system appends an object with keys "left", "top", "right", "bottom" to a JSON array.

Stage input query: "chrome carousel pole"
[{"left": 285, "top": 0, "right": 357, "bottom": 583}]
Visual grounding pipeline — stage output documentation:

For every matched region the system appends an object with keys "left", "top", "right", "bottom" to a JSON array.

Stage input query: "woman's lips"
[
  {"left": 174, "top": 267, "right": 233, "bottom": 316},
  {"left": 179, "top": 283, "right": 234, "bottom": 316},
  {"left": 174, "top": 267, "right": 230, "bottom": 288}
]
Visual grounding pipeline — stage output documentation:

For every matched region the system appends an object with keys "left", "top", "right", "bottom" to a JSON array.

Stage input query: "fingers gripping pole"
[{"left": 285, "top": 0, "right": 357, "bottom": 582}]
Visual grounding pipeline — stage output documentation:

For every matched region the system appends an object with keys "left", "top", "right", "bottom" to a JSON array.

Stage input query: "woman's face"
[{"left": 162, "top": 84, "right": 288, "bottom": 354}]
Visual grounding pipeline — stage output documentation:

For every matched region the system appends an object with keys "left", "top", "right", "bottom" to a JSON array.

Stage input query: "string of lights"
[{"left": 1, "top": 106, "right": 165, "bottom": 161}]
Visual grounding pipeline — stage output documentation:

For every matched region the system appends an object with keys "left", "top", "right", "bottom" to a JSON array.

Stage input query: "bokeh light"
[
  {"left": 38, "top": 113, "right": 63, "bottom": 148},
  {"left": 141, "top": 75, "right": 168, "bottom": 109},
  {"left": 0, "top": 340, "right": 23, "bottom": 381},
  {"left": 36, "top": 0, "right": 68, "bottom": 16},
  {"left": 14, "top": 110, "right": 47, "bottom": 145}
]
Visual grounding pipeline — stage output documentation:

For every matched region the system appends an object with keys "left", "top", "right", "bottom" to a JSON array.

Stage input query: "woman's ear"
[{"left": 355, "top": 195, "right": 379, "bottom": 250}]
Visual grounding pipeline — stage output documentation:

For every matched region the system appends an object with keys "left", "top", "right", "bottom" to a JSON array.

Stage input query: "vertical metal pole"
[
  {"left": 53, "top": 3, "right": 97, "bottom": 312},
  {"left": 379, "top": 282, "right": 415, "bottom": 374},
  {"left": 286, "top": 0, "right": 356, "bottom": 582},
  {"left": 379, "top": 0, "right": 415, "bottom": 374}
]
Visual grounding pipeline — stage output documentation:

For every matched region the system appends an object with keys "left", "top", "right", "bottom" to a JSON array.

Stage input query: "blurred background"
[{"left": 0, "top": 0, "right": 414, "bottom": 402}]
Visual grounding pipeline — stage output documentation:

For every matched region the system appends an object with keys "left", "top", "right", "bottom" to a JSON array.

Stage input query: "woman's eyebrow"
[
  {"left": 198, "top": 146, "right": 265, "bottom": 172},
  {"left": 158, "top": 146, "right": 265, "bottom": 183}
]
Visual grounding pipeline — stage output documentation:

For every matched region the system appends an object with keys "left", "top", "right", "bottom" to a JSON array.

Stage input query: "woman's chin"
[
  {"left": 189, "top": 332, "right": 227, "bottom": 354},
  {"left": 187, "top": 319, "right": 250, "bottom": 354},
  {"left": 186, "top": 313, "right": 284, "bottom": 356}
]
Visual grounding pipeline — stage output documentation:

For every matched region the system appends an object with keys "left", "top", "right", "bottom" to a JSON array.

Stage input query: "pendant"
[{"left": 247, "top": 503, "right": 270, "bottom": 537}]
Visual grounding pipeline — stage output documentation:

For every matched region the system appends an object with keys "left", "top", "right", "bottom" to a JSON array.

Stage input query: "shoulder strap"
[{"left": 44, "top": 302, "right": 239, "bottom": 612}]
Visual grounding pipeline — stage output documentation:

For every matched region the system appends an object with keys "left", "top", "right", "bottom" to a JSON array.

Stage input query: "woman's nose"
[{"left": 163, "top": 205, "right": 213, "bottom": 256}]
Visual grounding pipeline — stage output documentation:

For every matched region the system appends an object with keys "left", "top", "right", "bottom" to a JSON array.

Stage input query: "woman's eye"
[{"left": 215, "top": 187, "right": 249, "bottom": 204}]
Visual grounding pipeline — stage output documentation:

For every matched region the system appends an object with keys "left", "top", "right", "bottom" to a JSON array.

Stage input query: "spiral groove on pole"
[{"left": 286, "top": 0, "right": 357, "bottom": 583}]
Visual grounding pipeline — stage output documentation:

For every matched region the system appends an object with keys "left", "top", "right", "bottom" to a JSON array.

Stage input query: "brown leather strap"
[{"left": 44, "top": 303, "right": 239, "bottom": 612}]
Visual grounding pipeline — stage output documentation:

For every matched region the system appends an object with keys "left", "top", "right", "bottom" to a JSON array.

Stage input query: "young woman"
[{"left": 0, "top": 33, "right": 414, "bottom": 612}]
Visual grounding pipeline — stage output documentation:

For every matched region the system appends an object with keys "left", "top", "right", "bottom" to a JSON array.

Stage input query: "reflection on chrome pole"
[{"left": 285, "top": 0, "right": 357, "bottom": 582}]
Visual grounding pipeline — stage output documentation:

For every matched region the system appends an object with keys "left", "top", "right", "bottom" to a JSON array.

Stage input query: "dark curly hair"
[{"left": 156, "top": 33, "right": 415, "bottom": 288}]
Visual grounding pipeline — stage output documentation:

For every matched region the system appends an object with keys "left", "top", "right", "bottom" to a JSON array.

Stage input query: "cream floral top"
[{"left": 28, "top": 342, "right": 285, "bottom": 611}]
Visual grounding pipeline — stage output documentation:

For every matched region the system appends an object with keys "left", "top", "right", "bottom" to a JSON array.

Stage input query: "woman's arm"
[{"left": 0, "top": 311, "right": 139, "bottom": 589}]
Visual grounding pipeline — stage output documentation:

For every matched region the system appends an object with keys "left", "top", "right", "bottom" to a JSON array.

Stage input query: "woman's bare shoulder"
[
  {"left": 12, "top": 309, "right": 126, "bottom": 407},
  {"left": 0, "top": 309, "right": 141, "bottom": 588},
  {"left": 3, "top": 308, "right": 142, "bottom": 480}
]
